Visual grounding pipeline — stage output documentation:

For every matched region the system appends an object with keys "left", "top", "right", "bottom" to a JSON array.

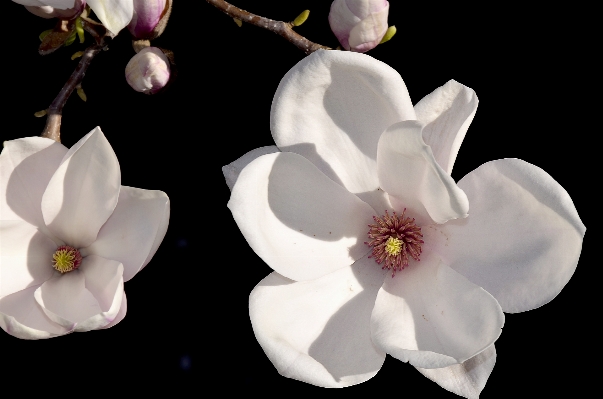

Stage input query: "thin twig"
[{"left": 206, "top": 0, "right": 331, "bottom": 55}]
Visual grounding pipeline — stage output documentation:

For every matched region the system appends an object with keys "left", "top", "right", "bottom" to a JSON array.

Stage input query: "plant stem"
[{"left": 206, "top": 0, "right": 331, "bottom": 55}]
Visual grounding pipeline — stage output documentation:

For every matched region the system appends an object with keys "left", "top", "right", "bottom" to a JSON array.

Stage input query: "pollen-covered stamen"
[
  {"left": 52, "top": 245, "right": 82, "bottom": 273},
  {"left": 364, "top": 209, "right": 424, "bottom": 277}
]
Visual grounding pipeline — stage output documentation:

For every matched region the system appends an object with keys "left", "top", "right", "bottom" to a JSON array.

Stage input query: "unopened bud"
[
  {"left": 328, "top": 0, "right": 389, "bottom": 53},
  {"left": 127, "top": 0, "right": 172, "bottom": 40},
  {"left": 22, "top": 0, "right": 86, "bottom": 20},
  {"left": 125, "top": 47, "right": 170, "bottom": 95}
]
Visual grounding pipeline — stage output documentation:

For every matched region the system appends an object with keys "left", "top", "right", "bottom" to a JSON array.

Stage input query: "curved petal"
[
  {"left": 437, "top": 158, "right": 585, "bottom": 313},
  {"left": 370, "top": 250, "right": 504, "bottom": 369},
  {"left": 271, "top": 49, "right": 415, "bottom": 212},
  {"left": 87, "top": 0, "right": 134, "bottom": 35},
  {"left": 0, "top": 285, "right": 69, "bottom": 339},
  {"left": 249, "top": 254, "right": 388, "bottom": 387},
  {"left": 101, "top": 290, "right": 127, "bottom": 329},
  {"left": 80, "top": 186, "right": 169, "bottom": 282},
  {"left": 1, "top": 136, "right": 67, "bottom": 227},
  {"left": 42, "top": 127, "right": 120, "bottom": 249},
  {"left": 414, "top": 80, "right": 478, "bottom": 175},
  {"left": 0, "top": 220, "right": 56, "bottom": 298},
  {"left": 34, "top": 270, "right": 101, "bottom": 329},
  {"left": 416, "top": 344, "right": 496, "bottom": 399},
  {"left": 228, "top": 152, "right": 375, "bottom": 281},
  {"left": 377, "top": 120, "right": 469, "bottom": 224},
  {"left": 223, "top": 146, "right": 280, "bottom": 192}
]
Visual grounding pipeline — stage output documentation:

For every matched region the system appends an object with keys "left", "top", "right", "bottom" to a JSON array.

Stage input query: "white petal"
[
  {"left": 42, "top": 127, "right": 120, "bottom": 249},
  {"left": 101, "top": 290, "right": 127, "bottom": 329},
  {"left": 249, "top": 254, "right": 388, "bottom": 387},
  {"left": 371, "top": 250, "right": 504, "bottom": 369},
  {"left": 0, "top": 285, "right": 68, "bottom": 339},
  {"left": 377, "top": 120, "right": 469, "bottom": 224},
  {"left": 222, "top": 146, "right": 280, "bottom": 192},
  {"left": 0, "top": 136, "right": 67, "bottom": 227},
  {"left": 416, "top": 344, "right": 496, "bottom": 399},
  {"left": 348, "top": 5, "right": 389, "bottom": 52},
  {"left": 34, "top": 269, "right": 102, "bottom": 329},
  {"left": 271, "top": 49, "right": 415, "bottom": 212},
  {"left": 437, "top": 158, "right": 585, "bottom": 313},
  {"left": 80, "top": 186, "right": 169, "bottom": 282},
  {"left": 228, "top": 152, "right": 375, "bottom": 281},
  {"left": 414, "top": 80, "right": 478, "bottom": 175},
  {"left": 87, "top": 0, "right": 134, "bottom": 35},
  {"left": 76, "top": 256, "right": 124, "bottom": 332},
  {"left": 0, "top": 220, "right": 56, "bottom": 298}
]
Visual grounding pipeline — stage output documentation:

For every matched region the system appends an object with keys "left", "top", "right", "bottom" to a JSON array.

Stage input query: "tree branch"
[{"left": 206, "top": 0, "right": 331, "bottom": 55}]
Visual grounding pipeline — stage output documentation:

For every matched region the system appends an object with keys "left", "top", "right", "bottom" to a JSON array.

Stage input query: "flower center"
[
  {"left": 365, "top": 209, "right": 424, "bottom": 277},
  {"left": 52, "top": 245, "right": 82, "bottom": 273}
]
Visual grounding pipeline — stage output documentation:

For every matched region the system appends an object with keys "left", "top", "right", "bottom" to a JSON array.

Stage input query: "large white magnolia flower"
[
  {"left": 13, "top": 0, "right": 134, "bottom": 34},
  {"left": 223, "top": 50, "right": 585, "bottom": 397},
  {"left": 0, "top": 127, "right": 169, "bottom": 339}
]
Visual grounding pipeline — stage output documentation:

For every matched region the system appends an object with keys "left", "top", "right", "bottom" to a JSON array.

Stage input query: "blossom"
[
  {"left": 125, "top": 46, "right": 170, "bottom": 94},
  {"left": 13, "top": 0, "right": 133, "bottom": 34},
  {"left": 20, "top": 0, "right": 86, "bottom": 20},
  {"left": 328, "top": 0, "right": 389, "bottom": 52},
  {"left": 128, "top": 0, "right": 169, "bottom": 39},
  {"left": 223, "top": 50, "right": 585, "bottom": 396},
  {"left": 0, "top": 127, "right": 169, "bottom": 339}
]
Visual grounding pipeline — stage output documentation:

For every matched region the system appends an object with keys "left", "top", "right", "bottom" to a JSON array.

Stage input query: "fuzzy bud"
[
  {"left": 328, "top": 0, "right": 389, "bottom": 53},
  {"left": 127, "top": 0, "right": 172, "bottom": 40},
  {"left": 21, "top": 0, "right": 86, "bottom": 20},
  {"left": 125, "top": 46, "right": 170, "bottom": 95}
]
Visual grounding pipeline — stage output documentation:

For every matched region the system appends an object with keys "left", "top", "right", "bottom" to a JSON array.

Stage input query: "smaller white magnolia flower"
[
  {"left": 125, "top": 46, "right": 170, "bottom": 94},
  {"left": 0, "top": 127, "right": 170, "bottom": 339},
  {"left": 329, "top": 0, "right": 390, "bottom": 52}
]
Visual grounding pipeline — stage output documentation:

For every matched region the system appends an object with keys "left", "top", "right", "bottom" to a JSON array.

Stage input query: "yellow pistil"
[
  {"left": 384, "top": 237, "right": 402, "bottom": 256},
  {"left": 52, "top": 245, "right": 82, "bottom": 273}
]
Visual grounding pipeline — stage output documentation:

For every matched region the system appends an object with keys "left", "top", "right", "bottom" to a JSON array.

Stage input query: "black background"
[{"left": 1, "top": 1, "right": 589, "bottom": 395}]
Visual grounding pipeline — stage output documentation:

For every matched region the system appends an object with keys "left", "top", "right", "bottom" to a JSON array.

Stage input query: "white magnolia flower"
[
  {"left": 0, "top": 127, "right": 169, "bottom": 339},
  {"left": 13, "top": 0, "right": 134, "bottom": 35},
  {"left": 329, "top": 0, "right": 390, "bottom": 52},
  {"left": 125, "top": 46, "right": 170, "bottom": 94},
  {"left": 223, "top": 50, "right": 585, "bottom": 396}
]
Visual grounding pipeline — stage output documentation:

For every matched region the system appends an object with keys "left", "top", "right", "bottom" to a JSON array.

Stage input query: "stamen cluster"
[
  {"left": 365, "top": 209, "right": 424, "bottom": 277},
  {"left": 52, "top": 245, "right": 82, "bottom": 273}
]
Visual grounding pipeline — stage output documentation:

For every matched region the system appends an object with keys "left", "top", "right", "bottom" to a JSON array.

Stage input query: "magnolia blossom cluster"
[
  {"left": 223, "top": 50, "right": 585, "bottom": 397},
  {"left": 12, "top": 0, "right": 172, "bottom": 95}
]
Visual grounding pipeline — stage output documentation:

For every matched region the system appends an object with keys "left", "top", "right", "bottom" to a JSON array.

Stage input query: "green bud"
[
  {"left": 293, "top": 10, "right": 310, "bottom": 27},
  {"left": 380, "top": 26, "right": 396, "bottom": 44}
]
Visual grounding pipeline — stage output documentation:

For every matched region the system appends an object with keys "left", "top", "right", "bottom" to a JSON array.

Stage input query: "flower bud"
[
  {"left": 328, "top": 0, "right": 389, "bottom": 53},
  {"left": 125, "top": 46, "right": 170, "bottom": 95},
  {"left": 22, "top": 0, "right": 86, "bottom": 20},
  {"left": 127, "top": 0, "right": 171, "bottom": 40}
]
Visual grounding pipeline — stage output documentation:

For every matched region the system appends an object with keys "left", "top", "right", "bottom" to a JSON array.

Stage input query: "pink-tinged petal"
[
  {"left": 87, "top": 0, "right": 134, "bottom": 35},
  {"left": 437, "top": 159, "right": 585, "bottom": 313},
  {"left": 80, "top": 186, "right": 169, "bottom": 282},
  {"left": 0, "top": 285, "right": 69, "bottom": 339},
  {"left": 414, "top": 80, "right": 478, "bottom": 175},
  {"left": 127, "top": 0, "right": 166, "bottom": 38},
  {"left": 228, "top": 152, "right": 375, "bottom": 281},
  {"left": 249, "top": 254, "right": 388, "bottom": 387},
  {"left": 42, "top": 127, "right": 120, "bottom": 249},
  {"left": 328, "top": 0, "right": 360, "bottom": 50},
  {"left": 377, "top": 120, "right": 469, "bottom": 224},
  {"left": 0, "top": 220, "right": 56, "bottom": 298},
  {"left": 0, "top": 136, "right": 67, "bottom": 227},
  {"left": 34, "top": 270, "right": 102, "bottom": 329},
  {"left": 223, "top": 146, "right": 280, "bottom": 192},
  {"left": 416, "top": 344, "right": 496, "bottom": 399},
  {"left": 271, "top": 49, "right": 415, "bottom": 213},
  {"left": 348, "top": 5, "right": 389, "bottom": 52},
  {"left": 101, "top": 290, "right": 127, "bottom": 329},
  {"left": 371, "top": 250, "right": 504, "bottom": 369}
]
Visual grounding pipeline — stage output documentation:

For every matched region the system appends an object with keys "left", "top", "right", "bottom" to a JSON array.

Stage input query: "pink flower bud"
[
  {"left": 328, "top": 0, "right": 389, "bottom": 53},
  {"left": 22, "top": 0, "right": 86, "bottom": 20},
  {"left": 125, "top": 47, "right": 170, "bottom": 95},
  {"left": 127, "top": 0, "right": 168, "bottom": 39}
]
